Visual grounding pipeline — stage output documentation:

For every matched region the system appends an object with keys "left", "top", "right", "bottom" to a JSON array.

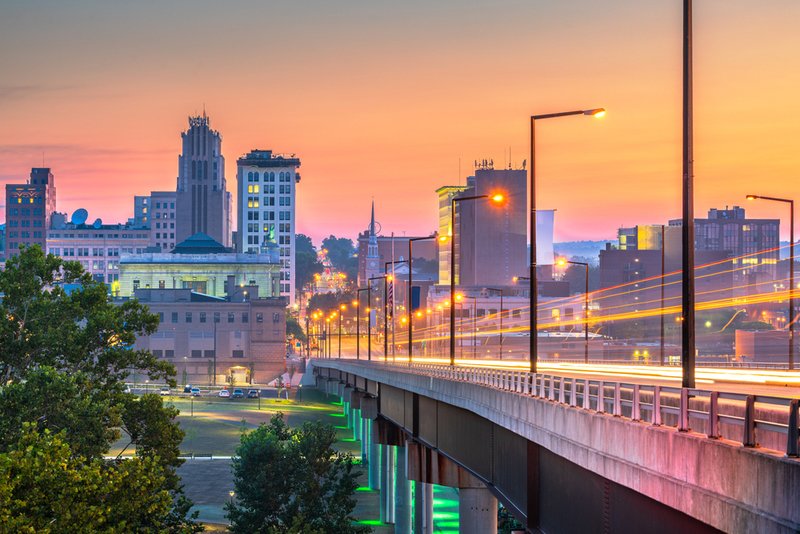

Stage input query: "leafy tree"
[
  {"left": 295, "top": 234, "right": 316, "bottom": 256},
  {"left": 226, "top": 414, "right": 370, "bottom": 534},
  {"left": 0, "top": 425, "right": 173, "bottom": 534},
  {"left": 0, "top": 244, "right": 169, "bottom": 389},
  {"left": 739, "top": 321, "right": 775, "bottom": 331},
  {"left": 411, "top": 256, "right": 438, "bottom": 274},
  {"left": 296, "top": 250, "right": 324, "bottom": 292},
  {"left": 287, "top": 317, "right": 307, "bottom": 343},
  {"left": 0, "top": 367, "right": 121, "bottom": 460},
  {"left": 321, "top": 236, "right": 355, "bottom": 270},
  {"left": 207, "top": 358, "right": 214, "bottom": 385},
  {"left": 559, "top": 256, "right": 600, "bottom": 295}
]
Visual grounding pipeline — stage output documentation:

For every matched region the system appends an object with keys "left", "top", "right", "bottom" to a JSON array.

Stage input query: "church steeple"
[
  {"left": 370, "top": 201, "right": 376, "bottom": 237},
  {"left": 365, "top": 201, "right": 379, "bottom": 282}
]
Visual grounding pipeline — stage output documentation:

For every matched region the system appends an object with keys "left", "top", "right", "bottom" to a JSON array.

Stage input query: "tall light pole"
[
  {"left": 556, "top": 258, "right": 590, "bottom": 364},
  {"left": 449, "top": 193, "right": 505, "bottom": 366},
  {"left": 355, "top": 289, "right": 369, "bottom": 360},
  {"left": 680, "top": 0, "right": 696, "bottom": 388},
  {"left": 455, "top": 294, "right": 478, "bottom": 358},
  {"left": 747, "top": 194, "right": 795, "bottom": 369},
  {"left": 408, "top": 235, "right": 446, "bottom": 363},
  {"left": 338, "top": 304, "right": 346, "bottom": 359},
  {"left": 530, "top": 108, "right": 605, "bottom": 373},
  {"left": 369, "top": 276, "right": 390, "bottom": 361}
]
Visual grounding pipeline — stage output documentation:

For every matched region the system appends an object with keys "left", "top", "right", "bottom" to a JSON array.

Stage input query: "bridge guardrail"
[{"left": 376, "top": 362, "right": 800, "bottom": 458}]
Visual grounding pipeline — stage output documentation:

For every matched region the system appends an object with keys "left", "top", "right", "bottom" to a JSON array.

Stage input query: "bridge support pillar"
[
  {"left": 361, "top": 417, "right": 369, "bottom": 466},
  {"left": 381, "top": 445, "right": 396, "bottom": 523},
  {"left": 369, "top": 425, "right": 380, "bottom": 490},
  {"left": 413, "top": 482, "right": 433, "bottom": 534},
  {"left": 395, "top": 445, "right": 412, "bottom": 534},
  {"left": 458, "top": 487, "right": 497, "bottom": 534}
]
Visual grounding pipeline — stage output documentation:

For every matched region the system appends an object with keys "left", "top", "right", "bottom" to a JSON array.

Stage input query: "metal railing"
[{"left": 372, "top": 362, "right": 800, "bottom": 457}]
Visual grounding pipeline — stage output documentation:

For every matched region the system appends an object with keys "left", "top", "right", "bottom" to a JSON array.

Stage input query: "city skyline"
[{"left": 1, "top": 0, "right": 799, "bottom": 245}]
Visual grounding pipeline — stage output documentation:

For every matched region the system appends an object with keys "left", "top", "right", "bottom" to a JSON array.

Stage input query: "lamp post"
[
  {"left": 229, "top": 491, "right": 235, "bottom": 525},
  {"left": 449, "top": 193, "right": 505, "bottom": 366},
  {"left": 747, "top": 194, "right": 795, "bottom": 369},
  {"left": 455, "top": 294, "right": 478, "bottom": 358},
  {"left": 530, "top": 107, "right": 605, "bottom": 373},
  {"left": 661, "top": 225, "right": 666, "bottom": 365},
  {"left": 369, "top": 276, "right": 390, "bottom": 361},
  {"left": 338, "top": 304, "right": 346, "bottom": 359},
  {"left": 484, "top": 287, "right": 505, "bottom": 359},
  {"left": 385, "top": 260, "right": 404, "bottom": 361},
  {"left": 556, "top": 258, "right": 590, "bottom": 364},
  {"left": 356, "top": 290, "right": 369, "bottom": 360},
  {"left": 408, "top": 235, "right": 446, "bottom": 364}
]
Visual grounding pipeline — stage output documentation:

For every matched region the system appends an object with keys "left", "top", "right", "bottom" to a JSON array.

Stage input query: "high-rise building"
[
  {"left": 442, "top": 168, "right": 527, "bottom": 287},
  {"left": 175, "top": 114, "right": 231, "bottom": 247},
  {"left": 435, "top": 185, "right": 469, "bottom": 285},
  {"left": 5, "top": 168, "right": 57, "bottom": 256},
  {"left": 236, "top": 149, "right": 301, "bottom": 304},
  {"left": 148, "top": 191, "right": 177, "bottom": 250}
]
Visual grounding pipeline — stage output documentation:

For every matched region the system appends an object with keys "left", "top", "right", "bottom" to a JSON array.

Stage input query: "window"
[
  {"left": 214, "top": 312, "right": 220, "bottom": 323},
  {"left": 159, "top": 280, "right": 165, "bottom": 289},
  {"left": 191, "top": 350, "right": 202, "bottom": 358},
  {"left": 232, "top": 350, "right": 244, "bottom": 358},
  {"left": 153, "top": 350, "right": 163, "bottom": 358},
  {"left": 165, "top": 350, "right": 174, "bottom": 358},
  {"left": 228, "top": 312, "right": 235, "bottom": 323},
  {"left": 204, "top": 350, "right": 215, "bottom": 359},
  {"left": 159, "top": 312, "right": 165, "bottom": 323},
  {"left": 273, "top": 313, "right": 280, "bottom": 323},
  {"left": 172, "top": 312, "right": 178, "bottom": 323},
  {"left": 200, "top": 312, "right": 206, "bottom": 323},
  {"left": 242, "top": 312, "right": 249, "bottom": 323},
  {"left": 257, "top": 313, "right": 263, "bottom": 323},
  {"left": 186, "top": 312, "right": 192, "bottom": 323}
]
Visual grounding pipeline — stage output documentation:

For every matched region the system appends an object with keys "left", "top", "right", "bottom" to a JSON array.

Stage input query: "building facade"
[
  {"left": 175, "top": 114, "right": 232, "bottom": 247},
  {"left": 118, "top": 233, "right": 282, "bottom": 299},
  {"left": 124, "top": 288, "right": 287, "bottom": 385},
  {"left": 435, "top": 185, "right": 470, "bottom": 285},
  {"left": 236, "top": 149, "right": 301, "bottom": 304},
  {"left": 5, "top": 168, "right": 57, "bottom": 256}
]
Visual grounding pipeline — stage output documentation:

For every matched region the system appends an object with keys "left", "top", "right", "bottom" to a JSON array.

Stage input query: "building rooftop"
[
  {"left": 171, "top": 232, "right": 232, "bottom": 254},
  {"left": 237, "top": 149, "right": 301, "bottom": 168}
]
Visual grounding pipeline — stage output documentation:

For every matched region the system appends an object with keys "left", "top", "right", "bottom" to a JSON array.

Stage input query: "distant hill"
[{"left": 553, "top": 241, "right": 614, "bottom": 265}]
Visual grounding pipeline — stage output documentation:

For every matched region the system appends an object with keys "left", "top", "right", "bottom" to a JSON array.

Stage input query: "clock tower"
[{"left": 365, "top": 201, "right": 380, "bottom": 282}]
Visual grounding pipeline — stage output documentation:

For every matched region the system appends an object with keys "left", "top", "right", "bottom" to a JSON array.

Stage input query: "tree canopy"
[{"left": 226, "top": 414, "right": 370, "bottom": 534}]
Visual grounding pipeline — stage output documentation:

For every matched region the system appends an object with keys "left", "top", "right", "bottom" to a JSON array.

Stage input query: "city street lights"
[
  {"left": 408, "top": 234, "right": 446, "bottom": 363},
  {"left": 556, "top": 258, "right": 590, "bottom": 364},
  {"left": 747, "top": 194, "right": 795, "bottom": 369},
  {"left": 338, "top": 304, "right": 346, "bottom": 359},
  {"left": 530, "top": 107, "right": 604, "bottom": 373},
  {"left": 450, "top": 193, "right": 505, "bottom": 366}
]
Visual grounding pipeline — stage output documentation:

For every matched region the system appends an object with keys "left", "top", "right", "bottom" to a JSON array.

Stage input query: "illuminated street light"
[
  {"left": 409, "top": 234, "right": 444, "bottom": 364},
  {"left": 747, "top": 194, "right": 795, "bottom": 369},
  {"left": 555, "top": 257, "right": 590, "bottom": 363},
  {"left": 530, "top": 108, "right": 604, "bottom": 373}
]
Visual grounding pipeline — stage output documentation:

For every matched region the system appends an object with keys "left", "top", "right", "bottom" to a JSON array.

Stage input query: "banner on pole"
[{"left": 536, "top": 210, "right": 556, "bottom": 266}]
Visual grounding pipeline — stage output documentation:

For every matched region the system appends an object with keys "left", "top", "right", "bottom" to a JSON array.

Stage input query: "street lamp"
[
  {"left": 408, "top": 234, "right": 446, "bottom": 364},
  {"left": 530, "top": 107, "right": 604, "bottom": 373},
  {"left": 450, "top": 193, "right": 505, "bottom": 366},
  {"left": 556, "top": 258, "right": 590, "bottom": 364},
  {"left": 229, "top": 491, "right": 235, "bottom": 525},
  {"left": 369, "top": 276, "right": 390, "bottom": 361},
  {"left": 355, "top": 291, "right": 368, "bottom": 360},
  {"left": 385, "top": 260, "right": 404, "bottom": 361},
  {"left": 339, "top": 304, "right": 346, "bottom": 359},
  {"left": 747, "top": 194, "right": 795, "bottom": 369},
  {"left": 456, "top": 294, "right": 478, "bottom": 358}
]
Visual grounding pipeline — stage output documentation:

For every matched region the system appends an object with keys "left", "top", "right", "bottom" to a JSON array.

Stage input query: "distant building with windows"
[
  {"left": 175, "top": 114, "right": 232, "bottom": 248},
  {"left": 118, "top": 232, "right": 282, "bottom": 299},
  {"left": 5, "top": 168, "right": 57, "bottom": 256},
  {"left": 131, "top": 191, "right": 177, "bottom": 250},
  {"left": 236, "top": 149, "right": 301, "bottom": 304},
  {"left": 121, "top": 288, "right": 287, "bottom": 385}
]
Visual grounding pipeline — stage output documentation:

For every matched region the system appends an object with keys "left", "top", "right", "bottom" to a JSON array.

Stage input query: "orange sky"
[{"left": 1, "top": 0, "right": 799, "bottom": 247}]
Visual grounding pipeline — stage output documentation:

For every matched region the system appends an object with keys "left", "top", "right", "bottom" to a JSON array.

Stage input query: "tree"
[
  {"left": 0, "top": 425, "right": 174, "bottom": 534},
  {"left": 287, "top": 317, "right": 307, "bottom": 343},
  {"left": 207, "top": 358, "right": 214, "bottom": 385},
  {"left": 295, "top": 234, "right": 316, "bottom": 256},
  {"left": 411, "top": 257, "right": 438, "bottom": 274},
  {"left": 296, "top": 250, "right": 324, "bottom": 292},
  {"left": 0, "top": 244, "right": 170, "bottom": 389},
  {"left": 321, "top": 236, "right": 355, "bottom": 270},
  {"left": 0, "top": 245, "right": 200, "bottom": 532},
  {"left": 226, "top": 414, "right": 370, "bottom": 534},
  {"left": 559, "top": 256, "right": 600, "bottom": 295}
]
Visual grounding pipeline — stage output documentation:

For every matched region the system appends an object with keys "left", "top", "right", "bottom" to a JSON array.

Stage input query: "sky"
[{"left": 1, "top": 0, "right": 799, "bottom": 247}]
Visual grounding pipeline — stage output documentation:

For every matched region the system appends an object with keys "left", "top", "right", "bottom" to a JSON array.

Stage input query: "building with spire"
[
  {"left": 175, "top": 113, "right": 232, "bottom": 248},
  {"left": 361, "top": 202, "right": 380, "bottom": 286}
]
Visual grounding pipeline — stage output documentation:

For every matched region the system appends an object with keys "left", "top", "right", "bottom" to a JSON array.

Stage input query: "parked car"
[
  {"left": 184, "top": 385, "right": 193, "bottom": 393},
  {"left": 159, "top": 387, "right": 170, "bottom": 396},
  {"left": 247, "top": 389, "right": 259, "bottom": 398},
  {"left": 232, "top": 388, "right": 244, "bottom": 398},
  {"left": 219, "top": 389, "right": 230, "bottom": 398},
  {"left": 190, "top": 387, "right": 201, "bottom": 396}
]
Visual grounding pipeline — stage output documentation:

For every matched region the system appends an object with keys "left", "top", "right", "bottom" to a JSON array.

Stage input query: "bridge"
[{"left": 310, "top": 358, "right": 800, "bottom": 534}]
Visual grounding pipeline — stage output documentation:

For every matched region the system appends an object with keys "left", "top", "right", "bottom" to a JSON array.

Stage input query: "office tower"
[
  {"left": 5, "top": 168, "right": 56, "bottom": 256},
  {"left": 236, "top": 149, "right": 301, "bottom": 304},
  {"left": 175, "top": 113, "right": 231, "bottom": 247}
]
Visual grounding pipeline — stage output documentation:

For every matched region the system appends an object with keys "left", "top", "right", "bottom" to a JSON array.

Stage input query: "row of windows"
[
  {"left": 8, "top": 231, "right": 42, "bottom": 239},
  {"left": 7, "top": 219, "right": 41, "bottom": 228},
  {"left": 155, "top": 222, "right": 175, "bottom": 229},
  {"left": 7, "top": 208, "right": 41, "bottom": 216},
  {"left": 153, "top": 349, "right": 248, "bottom": 359},
  {"left": 13, "top": 196, "right": 43, "bottom": 204},
  {"left": 154, "top": 202, "right": 175, "bottom": 209},
  {"left": 159, "top": 311, "right": 280, "bottom": 324},
  {"left": 246, "top": 197, "right": 291, "bottom": 208},
  {"left": 246, "top": 184, "right": 292, "bottom": 194},
  {"left": 155, "top": 232, "right": 175, "bottom": 239},
  {"left": 245, "top": 210, "right": 292, "bottom": 221},
  {"left": 49, "top": 233, "right": 148, "bottom": 239},
  {"left": 246, "top": 171, "right": 292, "bottom": 182}
]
